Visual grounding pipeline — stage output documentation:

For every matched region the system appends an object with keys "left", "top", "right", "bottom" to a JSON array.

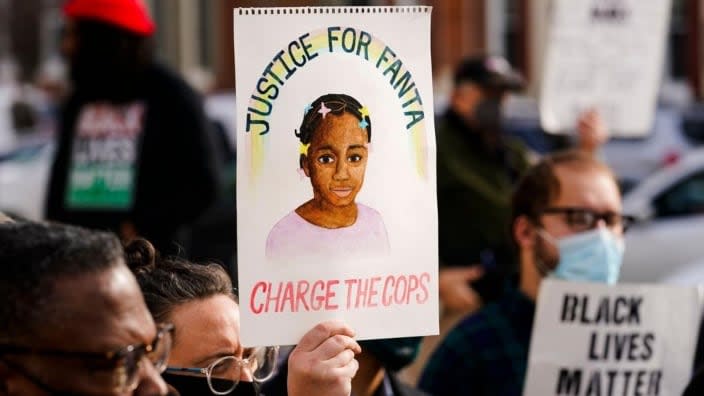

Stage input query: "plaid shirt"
[{"left": 419, "top": 287, "right": 535, "bottom": 396}]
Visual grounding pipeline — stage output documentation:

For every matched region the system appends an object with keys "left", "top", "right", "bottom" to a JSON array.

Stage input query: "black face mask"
[
  {"left": 359, "top": 337, "right": 423, "bottom": 372},
  {"left": 162, "top": 373, "right": 259, "bottom": 396},
  {"left": 473, "top": 98, "right": 503, "bottom": 134}
]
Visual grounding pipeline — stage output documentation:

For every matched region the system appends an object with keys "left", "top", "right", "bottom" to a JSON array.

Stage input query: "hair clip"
[
  {"left": 359, "top": 119, "right": 369, "bottom": 129},
  {"left": 304, "top": 103, "right": 313, "bottom": 114},
  {"left": 359, "top": 106, "right": 370, "bottom": 118},
  {"left": 318, "top": 102, "right": 331, "bottom": 118},
  {"left": 299, "top": 142, "right": 310, "bottom": 155}
]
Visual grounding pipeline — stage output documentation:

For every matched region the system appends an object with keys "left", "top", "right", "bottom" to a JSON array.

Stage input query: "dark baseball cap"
[{"left": 454, "top": 54, "right": 525, "bottom": 91}]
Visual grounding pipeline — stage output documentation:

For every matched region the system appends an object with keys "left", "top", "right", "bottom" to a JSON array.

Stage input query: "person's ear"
[
  {"left": 301, "top": 155, "right": 310, "bottom": 177},
  {"left": 514, "top": 215, "right": 537, "bottom": 250}
]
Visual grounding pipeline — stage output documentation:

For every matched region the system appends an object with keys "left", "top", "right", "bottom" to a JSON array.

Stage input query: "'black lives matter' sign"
[{"left": 523, "top": 280, "right": 702, "bottom": 396}]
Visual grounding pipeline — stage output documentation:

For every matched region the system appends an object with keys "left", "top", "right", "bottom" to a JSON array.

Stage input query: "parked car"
[
  {"left": 0, "top": 141, "right": 54, "bottom": 220},
  {"left": 204, "top": 92, "right": 236, "bottom": 148},
  {"left": 620, "top": 148, "right": 704, "bottom": 283},
  {"left": 659, "top": 257, "right": 704, "bottom": 285},
  {"left": 602, "top": 106, "right": 700, "bottom": 193},
  {"left": 502, "top": 96, "right": 704, "bottom": 193},
  {"left": 0, "top": 84, "right": 19, "bottom": 153}
]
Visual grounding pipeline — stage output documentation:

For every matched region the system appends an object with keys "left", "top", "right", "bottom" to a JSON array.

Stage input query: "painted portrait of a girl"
[{"left": 266, "top": 93, "right": 390, "bottom": 261}]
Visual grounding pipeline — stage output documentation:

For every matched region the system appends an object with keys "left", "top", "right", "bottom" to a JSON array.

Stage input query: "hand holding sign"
[
  {"left": 576, "top": 109, "right": 609, "bottom": 155},
  {"left": 288, "top": 320, "right": 361, "bottom": 396}
]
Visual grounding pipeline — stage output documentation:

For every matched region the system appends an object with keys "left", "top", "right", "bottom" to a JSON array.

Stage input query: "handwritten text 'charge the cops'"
[
  {"left": 249, "top": 273, "right": 430, "bottom": 314},
  {"left": 246, "top": 27, "right": 425, "bottom": 135}
]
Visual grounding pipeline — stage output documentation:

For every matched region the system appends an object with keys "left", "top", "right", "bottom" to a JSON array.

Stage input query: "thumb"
[{"left": 461, "top": 266, "right": 485, "bottom": 282}]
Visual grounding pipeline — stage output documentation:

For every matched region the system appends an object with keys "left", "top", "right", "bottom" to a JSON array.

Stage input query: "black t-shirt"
[{"left": 46, "top": 62, "right": 220, "bottom": 254}]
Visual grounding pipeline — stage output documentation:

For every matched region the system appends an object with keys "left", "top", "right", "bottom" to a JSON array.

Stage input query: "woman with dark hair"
[
  {"left": 266, "top": 93, "right": 389, "bottom": 261},
  {"left": 125, "top": 239, "right": 360, "bottom": 396}
]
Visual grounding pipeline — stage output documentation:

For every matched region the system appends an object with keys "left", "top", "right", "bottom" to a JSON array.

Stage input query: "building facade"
[{"left": 2, "top": 0, "right": 703, "bottom": 100}]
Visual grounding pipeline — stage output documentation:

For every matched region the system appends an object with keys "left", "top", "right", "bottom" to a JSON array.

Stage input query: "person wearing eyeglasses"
[
  {"left": 418, "top": 55, "right": 611, "bottom": 388},
  {"left": 419, "top": 149, "right": 632, "bottom": 396},
  {"left": 0, "top": 221, "right": 173, "bottom": 395},
  {"left": 125, "top": 238, "right": 360, "bottom": 396}
]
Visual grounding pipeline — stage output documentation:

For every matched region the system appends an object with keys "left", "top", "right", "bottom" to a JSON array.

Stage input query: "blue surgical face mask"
[{"left": 538, "top": 228, "right": 625, "bottom": 284}]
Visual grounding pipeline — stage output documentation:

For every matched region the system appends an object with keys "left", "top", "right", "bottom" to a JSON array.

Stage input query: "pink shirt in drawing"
[{"left": 266, "top": 203, "right": 390, "bottom": 261}]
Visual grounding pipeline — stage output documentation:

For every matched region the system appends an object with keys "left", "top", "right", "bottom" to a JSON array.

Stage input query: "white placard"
[
  {"left": 524, "top": 279, "right": 702, "bottom": 396},
  {"left": 540, "top": 0, "right": 672, "bottom": 137},
  {"left": 234, "top": 6, "right": 438, "bottom": 346}
]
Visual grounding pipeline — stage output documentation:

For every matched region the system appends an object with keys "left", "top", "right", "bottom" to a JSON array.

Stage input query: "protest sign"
[
  {"left": 540, "top": 0, "right": 672, "bottom": 137},
  {"left": 234, "top": 6, "right": 438, "bottom": 346},
  {"left": 523, "top": 279, "right": 703, "bottom": 396}
]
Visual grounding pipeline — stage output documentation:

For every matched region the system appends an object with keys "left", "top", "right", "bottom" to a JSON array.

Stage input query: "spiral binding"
[{"left": 237, "top": 6, "right": 431, "bottom": 16}]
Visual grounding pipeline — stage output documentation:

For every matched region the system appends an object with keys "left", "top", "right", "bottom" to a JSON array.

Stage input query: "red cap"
[{"left": 63, "top": 0, "right": 155, "bottom": 36}]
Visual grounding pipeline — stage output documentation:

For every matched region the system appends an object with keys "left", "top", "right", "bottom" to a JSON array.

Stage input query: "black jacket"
[{"left": 46, "top": 62, "right": 219, "bottom": 253}]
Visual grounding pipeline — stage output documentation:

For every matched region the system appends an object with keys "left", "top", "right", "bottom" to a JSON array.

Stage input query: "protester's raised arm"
[{"left": 576, "top": 108, "right": 609, "bottom": 156}]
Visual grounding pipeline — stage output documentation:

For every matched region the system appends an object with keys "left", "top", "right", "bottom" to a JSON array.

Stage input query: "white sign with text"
[
  {"left": 234, "top": 6, "right": 438, "bottom": 346},
  {"left": 524, "top": 279, "right": 702, "bottom": 396},
  {"left": 540, "top": 0, "right": 672, "bottom": 137}
]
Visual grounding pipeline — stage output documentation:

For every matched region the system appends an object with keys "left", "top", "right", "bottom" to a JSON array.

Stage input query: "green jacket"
[{"left": 436, "top": 110, "right": 531, "bottom": 274}]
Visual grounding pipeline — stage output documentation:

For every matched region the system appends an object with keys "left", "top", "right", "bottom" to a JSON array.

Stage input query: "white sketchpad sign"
[
  {"left": 234, "top": 6, "right": 438, "bottom": 346},
  {"left": 523, "top": 279, "right": 702, "bottom": 396},
  {"left": 540, "top": 0, "right": 672, "bottom": 137}
]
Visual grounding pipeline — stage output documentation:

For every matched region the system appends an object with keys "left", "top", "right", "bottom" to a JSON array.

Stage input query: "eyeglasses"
[
  {"left": 0, "top": 323, "right": 174, "bottom": 392},
  {"left": 165, "top": 345, "right": 279, "bottom": 395},
  {"left": 540, "top": 207, "right": 635, "bottom": 233}
]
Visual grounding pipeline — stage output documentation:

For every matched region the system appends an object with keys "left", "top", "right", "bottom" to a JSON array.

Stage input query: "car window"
[
  {"left": 653, "top": 171, "right": 704, "bottom": 218},
  {"left": 0, "top": 144, "right": 46, "bottom": 164}
]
